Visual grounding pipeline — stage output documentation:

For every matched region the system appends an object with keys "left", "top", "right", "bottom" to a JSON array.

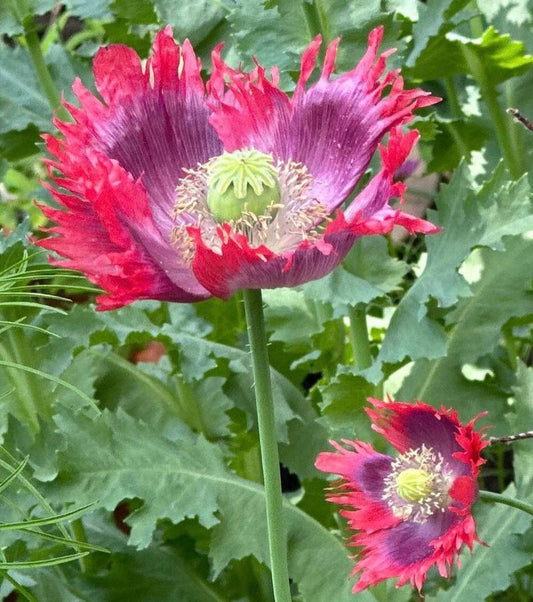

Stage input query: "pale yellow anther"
[{"left": 396, "top": 468, "right": 433, "bottom": 503}]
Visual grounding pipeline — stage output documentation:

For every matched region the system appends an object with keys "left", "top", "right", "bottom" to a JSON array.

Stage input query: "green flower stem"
[
  {"left": 443, "top": 77, "right": 463, "bottom": 118},
  {"left": 71, "top": 518, "right": 92, "bottom": 573},
  {"left": 347, "top": 304, "right": 372, "bottom": 370},
  {"left": 461, "top": 44, "right": 523, "bottom": 179},
  {"left": 479, "top": 490, "right": 533, "bottom": 518},
  {"left": 442, "top": 78, "right": 472, "bottom": 161},
  {"left": 302, "top": 0, "right": 330, "bottom": 42},
  {"left": 22, "top": 16, "right": 69, "bottom": 120},
  {"left": 242, "top": 289, "right": 290, "bottom": 602}
]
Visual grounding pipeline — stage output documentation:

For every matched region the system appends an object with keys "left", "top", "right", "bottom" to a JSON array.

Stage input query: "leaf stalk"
[{"left": 479, "top": 490, "right": 533, "bottom": 518}]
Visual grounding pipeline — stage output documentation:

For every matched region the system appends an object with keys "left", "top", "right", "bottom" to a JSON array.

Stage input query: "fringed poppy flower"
[
  {"left": 39, "top": 26, "right": 439, "bottom": 310},
  {"left": 315, "top": 399, "right": 488, "bottom": 592}
]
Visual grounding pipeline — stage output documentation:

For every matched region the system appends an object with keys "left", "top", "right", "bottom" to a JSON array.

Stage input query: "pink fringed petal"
[
  {"left": 351, "top": 513, "right": 477, "bottom": 592},
  {"left": 57, "top": 28, "right": 222, "bottom": 233},
  {"left": 39, "top": 29, "right": 223, "bottom": 308},
  {"left": 208, "top": 46, "right": 292, "bottom": 154},
  {"left": 39, "top": 140, "right": 209, "bottom": 309},
  {"left": 189, "top": 222, "right": 356, "bottom": 299},
  {"left": 93, "top": 44, "right": 147, "bottom": 106},
  {"left": 209, "top": 26, "right": 439, "bottom": 213},
  {"left": 40, "top": 27, "right": 439, "bottom": 307},
  {"left": 341, "top": 127, "right": 441, "bottom": 237},
  {"left": 316, "top": 440, "right": 400, "bottom": 535}
]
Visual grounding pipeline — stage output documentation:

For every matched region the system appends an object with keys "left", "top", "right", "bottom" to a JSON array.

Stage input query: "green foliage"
[
  {"left": 375, "top": 164, "right": 533, "bottom": 372},
  {"left": 510, "top": 364, "right": 533, "bottom": 499},
  {"left": 408, "top": 25, "right": 533, "bottom": 83},
  {"left": 398, "top": 234, "right": 533, "bottom": 425},
  {"left": 41, "top": 406, "right": 374, "bottom": 601},
  {"left": 427, "top": 485, "right": 532, "bottom": 602},
  {"left": 0, "top": 0, "right": 532, "bottom": 600},
  {"left": 303, "top": 237, "right": 408, "bottom": 318},
  {"left": 152, "top": 0, "right": 226, "bottom": 45}
]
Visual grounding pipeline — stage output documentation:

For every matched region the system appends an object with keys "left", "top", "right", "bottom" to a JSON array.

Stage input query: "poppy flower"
[
  {"left": 38, "top": 26, "right": 439, "bottom": 310},
  {"left": 315, "top": 399, "right": 487, "bottom": 592}
]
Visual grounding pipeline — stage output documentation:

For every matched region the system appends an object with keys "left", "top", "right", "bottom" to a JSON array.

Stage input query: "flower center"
[
  {"left": 171, "top": 149, "right": 330, "bottom": 261},
  {"left": 396, "top": 468, "right": 433, "bottom": 503},
  {"left": 382, "top": 445, "right": 453, "bottom": 523},
  {"left": 206, "top": 149, "right": 281, "bottom": 223}
]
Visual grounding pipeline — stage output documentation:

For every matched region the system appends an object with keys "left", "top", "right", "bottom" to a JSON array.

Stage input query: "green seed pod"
[{"left": 206, "top": 149, "right": 281, "bottom": 222}]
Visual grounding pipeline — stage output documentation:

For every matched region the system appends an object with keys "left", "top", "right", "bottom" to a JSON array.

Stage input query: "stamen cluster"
[
  {"left": 171, "top": 153, "right": 330, "bottom": 261},
  {"left": 382, "top": 445, "right": 453, "bottom": 523}
]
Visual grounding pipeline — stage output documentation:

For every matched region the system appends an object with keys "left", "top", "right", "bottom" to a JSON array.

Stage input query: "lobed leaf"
[{"left": 43, "top": 407, "right": 376, "bottom": 601}]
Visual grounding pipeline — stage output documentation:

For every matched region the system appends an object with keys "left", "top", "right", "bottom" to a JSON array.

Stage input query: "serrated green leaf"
[
  {"left": 317, "top": 370, "right": 376, "bottom": 441},
  {"left": 408, "top": 24, "right": 533, "bottom": 83},
  {"left": 27, "top": 512, "right": 225, "bottom": 602},
  {"left": 0, "top": 1, "right": 57, "bottom": 36},
  {"left": 375, "top": 164, "right": 533, "bottom": 370},
  {"left": 63, "top": 0, "right": 113, "bottom": 19},
  {"left": 43, "top": 408, "right": 376, "bottom": 601},
  {"left": 227, "top": 0, "right": 308, "bottom": 86},
  {"left": 151, "top": 0, "right": 225, "bottom": 45},
  {"left": 478, "top": 0, "right": 532, "bottom": 26},
  {"left": 0, "top": 6, "right": 22, "bottom": 37},
  {"left": 228, "top": 0, "right": 402, "bottom": 90},
  {"left": 398, "top": 235, "right": 533, "bottom": 424},
  {"left": 87, "top": 540, "right": 224, "bottom": 601},
  {"left": 426, "top": 484, "right": 531, "bottom": 602},
  {"left": 110, "top": 0, "right": 158, "bottom": 23},
  {"left": 263, "top": 288, "right": 325, "bottom": 346},
  {"left": 0, "top": 43, "right": 91, "bottom": 159},
  {"left": 405, "top": 0, "right": 471, "bottom": 68},
  {"left": 88, "top": 347, "right": 190, "bottom": 437},
  {"left": 303, "top": 237, "right": 409, "bottom": 317},
  {"left": 42, "top": 303, "right": 319, "bottom": 455},
  {"left": 0, "top": 45, "right": 50, "bottom": 133}
]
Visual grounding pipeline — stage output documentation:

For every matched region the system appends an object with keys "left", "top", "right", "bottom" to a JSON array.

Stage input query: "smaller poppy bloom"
[{"left": 315, "top": 399, "right": 487, "bottom": 592}]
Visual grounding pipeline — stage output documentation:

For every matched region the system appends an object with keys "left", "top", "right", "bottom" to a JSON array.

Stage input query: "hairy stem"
[
  {"left": 443, "top": 76, "right": 463, "bottom": 118},
  {"left": 489, "top": 430, "right": 533, "bottom": 445}
]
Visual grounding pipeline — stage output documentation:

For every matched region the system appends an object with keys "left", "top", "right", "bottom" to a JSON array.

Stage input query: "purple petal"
[
  {"left": 396, "top": 409, "right": 471, "bottom": 478},
  {"left": 208, "top": 29, "right": 438, "bottom": 215},
  {"left": 354, "top": 453, "right": 393, "bottom": 501},
  {"left": 78, "top": 31, "right": 223, "bottom": 239},
  {"left": 102, "top": 91, "right": 222, "bottom": 234},
  {"left": 385, "top": 510, "right": 460, "bottom": 566}
]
